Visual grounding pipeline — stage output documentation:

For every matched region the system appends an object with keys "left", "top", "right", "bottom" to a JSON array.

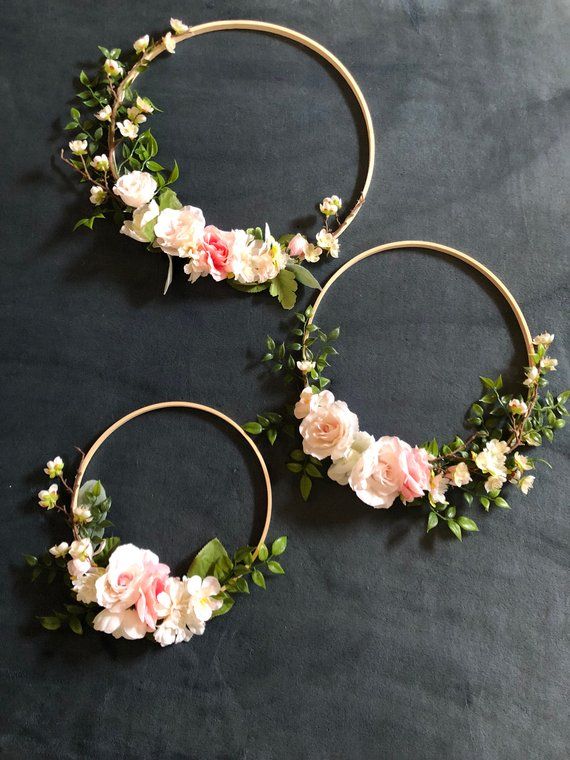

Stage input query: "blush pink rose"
[
  {"left": 299, "top": 397, "right": 359, "bottom": 461},
  {"left": 95, "top": 543, "right": 167, "bottom": 613},
  {"left": 348, "top": 436, "right": 404, "bottom": 508},
  {"left": 199, "top": 225, "right": 233, "bottom": 281},
  {"left": 135, "top": 561, "right": 171, "bottom": 629},
  {"left": 294, "top": 388, "right": 334, "bottom": 420},
  {"left": 398, "top": 444, "right": 431, "bottom": 503},
  {"left": 287, "top": 233, "right": 309, "bottom": 259}
]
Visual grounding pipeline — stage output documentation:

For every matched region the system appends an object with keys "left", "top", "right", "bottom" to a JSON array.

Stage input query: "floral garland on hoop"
[
  {"left": 26, "top": 460, "right": 286, "bottom": 645},
  {"left": 60, "top": 18, "right": 347, "bottom": 308},
  {"left": 245, "top": 308, "right": 568, "bottom": 540}
]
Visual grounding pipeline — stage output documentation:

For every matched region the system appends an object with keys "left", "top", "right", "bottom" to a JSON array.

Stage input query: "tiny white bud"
[
  {"left": 103, "top": 58, "right": 123, "bottom": 78},
  {"left": 170, "top": 18, "right": 189, "bottom": 34},
  {"left": 49, "top": 542, "right": 69, "bottom": 558},
  {"left": 89, "top": 186, "right": 106, "bottom": 206},
  {"left": 90, "top": 154, "right": 109, "bottom": 172},
  {"left": 95, "top": 105, "right": 112, "bottom": 122},
  {"left": 69, "top": 139, "right": 88, "bottom": 155},
  {"left": 163, "top": 32, "right": 177, "bottom": 54},
  {"left": 133, "top": 34, "right": 150, "bottom": 53}
]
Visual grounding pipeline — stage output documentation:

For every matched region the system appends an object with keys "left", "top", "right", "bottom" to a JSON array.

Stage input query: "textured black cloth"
[{"left": 1, "top": 1, "right": 568, "bottom": 758}]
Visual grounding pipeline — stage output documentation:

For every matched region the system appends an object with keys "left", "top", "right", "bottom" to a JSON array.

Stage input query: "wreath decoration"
[
  {"left": 26, "top": 403, "right": 287, "bottom": 646},
  {"left": 245, "top": 241, "right": 569, "bottom": 540},
  {"left": 60, "top": 18, "right": 375, "bottom": 308}
]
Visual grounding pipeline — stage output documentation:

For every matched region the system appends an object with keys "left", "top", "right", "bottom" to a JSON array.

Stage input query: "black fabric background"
[{"left": 1, "top": 1, "right": 568, "bottom": 758}]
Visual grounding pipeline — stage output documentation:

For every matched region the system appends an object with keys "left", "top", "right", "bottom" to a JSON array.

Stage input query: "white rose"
[
  {"left": 69, "top": 139, "right": 88, "bottom": 155},
  {"left": 328, "top": 431, "right": 374, "bottom": 486},
  {"left": 154, "top": 205, "right": 205, "bottom": 256},
  {"left": 116, "top": 119, "right": 139, "bottom": 139},
  {"left": 89, "top": 186, "right": 106, "bottom": 206},
  {"left": 133, "top": 35, "right": 150, "bottom": 53},
  {"left": 299, "top": 398, "right": 359, "bottom": 461},
  {"left": 113, "top": 171, "right": 157, "bottom": 208},
  {"left": 95, "top": 543, "right": 159, "bottom": 611},
  {"left": 95, "top": 105, "right": 112, "bottom": 121},
  {"left": 120, "top": 200, "right": 159, "bottom": 243},
  {"left": 103, "top": 58, "right": 123, "bottom": 78}
]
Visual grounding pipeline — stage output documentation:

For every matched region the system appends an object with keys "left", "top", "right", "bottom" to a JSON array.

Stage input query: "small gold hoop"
[
  {"left": 70, "top": 402, "right": 273, "bottom": 560},
  {"left": 109, "top": 19, "right": 376, "bottom": 239},
  {"left": 309, "top": 240, "right": 534, "bottom": 363}
]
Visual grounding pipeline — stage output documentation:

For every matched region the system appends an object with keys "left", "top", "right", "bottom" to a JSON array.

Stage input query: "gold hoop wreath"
[
  {"left": 28, "top": 402, "right": 287, "bottom": 646},
  {"left": 246, "top": 240, "right": 568, "bottom": 540},
  {"left": 60, "top": 18, "right": 375, "bottom": 307}
]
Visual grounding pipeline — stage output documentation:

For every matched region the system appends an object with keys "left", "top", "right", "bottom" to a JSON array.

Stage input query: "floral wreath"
[
  {"left": 245, "top": 241, "right": 569, "bottom": 540},
  {"left": 60, "top": 18, "right": 375, "bottom": 308},
  {"left": 26, "top": 402, "right": 286, "bottom": 646}
]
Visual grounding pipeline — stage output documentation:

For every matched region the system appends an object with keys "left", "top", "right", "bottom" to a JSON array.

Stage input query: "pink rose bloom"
[
  {"left": 135, "top": 561, "right": 171, "bottom": 630},
  {"left": 93, "top": 608, "right": 149, "bottom": 640},
  {"left": 300, "top": 397, "right": 359, "bottom": 461},
  {"left": 288, "top": 233, "right": 309, "bottom": 259},
  {"left": 95, "top": 543, "right": 168, "bottom": 613},
  {"left": 349, "top": 436, "right": 406, "bottom": 508},
  {"left": 398, "top": 444, "right": 431, "bottom": 503},
  {"left": 294, "top": 388, "right": 334, "bottom": 420},
  {"left": 185, "top": 226, "right": 248, "bottom": 283}
]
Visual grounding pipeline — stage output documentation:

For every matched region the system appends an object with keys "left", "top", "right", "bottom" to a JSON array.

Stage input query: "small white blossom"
[
  {"left": 475, "top": 439, "right": 509, "bottom": 486},
  {"left": 514, "top": 452, "right": 533, "bottom": 471},
  {"left": 170, "top": 18, "right": 189, "bottom": 34},
  {"left": 319, "top": 195, "right": 342, "bottom": 217},
  {"left": 49, "top": 542, "right": 69, "bottom": 558},
  {"left": 428, "top": 472, "right": 449, "bottom": 505},
  {"left": 117, "top": 119, "right": 139, "bottom": 139},
  {"left": 163, "top": 32, "right": 177, "bottom": 54},
  {"left": 69, "top": 139, "right": 88, "bottom": 155},
  {"left": 72, "top": 504, "right": 93, "bottom": 523},
  {"left": 44, "top": 456, "right": 64, "bottom": 478},
  {"left": 90, "top": 154, "right": 109, "bottom": 172},
  {"left": 484, "top": 475, "right": 505, "bottom": 493},
  {"left": 133, "top": 34, "right": 150, "bottom": 54},
  {"left": 72, "top": 566, "right": 104, "bottom": 603},
  {"left": 316, "top": 229, "right": 340, "bottom": 258},
  {"left": 446, "top": 461, "right": 471, "bottom": 487},
  {"left": 297, "top": 360, "right": 316, "bottom": 373},
  {"left": 38, "top": 484, "right": 58, "bottom": 509},
  {"left": 508, "top": 398, "right": 528, "bottom": 416},
  {"left": 540, "top": 357, "right": 558, "bottom": 372},
  {"left": 136, "top": 95, "right": 154, "bottom": 114},
  {"left": 68, "top": 538, "right": 94, "bottom": 577},
  {"left": 95, "top": 105, "right": 112, "bottom": 122},
  {"left": 523, "top": 366, "right": 539, "bottom": 386},
  {"left": 532, "top": 332, "right": 554, "bottom": 347},
  {"left": 104, "top": 58, "right": 123, "bottom": 78},
  {"left": 89, "top": 186, "right": 106, "bottom": 206},
  {"left": 518, "top": 475, "right": 535, "bottom": 495},
  {"left": 126, "top": 106, "right": 147, "bottom": 125}
]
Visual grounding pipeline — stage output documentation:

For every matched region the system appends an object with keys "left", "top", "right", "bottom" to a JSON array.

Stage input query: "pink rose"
[
  {"left": 135, "top": 561, "right": 171, "bottom": 629},
  {"left": 348, "top": 436, "right": 405, "bottom": 508},
  {"left": 95, "top": 543, "right": 169, "bottom": 613},
  {"left": 299, "top": 396, "right": 359, "bottom": 461},
  {"left": 288, "top": 233, "right": 309, "bottom": 259},
  {"left": 294, "top": 388, "right": 334, "bottom": 420},
  {"left": 398, "top": 444, "right": 431, "bottom": 503},
  {"left": 200, "top": 226, "right": 232, "bottom": 281}
]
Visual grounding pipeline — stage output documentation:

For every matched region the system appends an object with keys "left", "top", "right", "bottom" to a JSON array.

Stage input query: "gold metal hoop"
[
  {"left": 309, "top": 240, "right": 534, "bottom": 363},
  {"left": 70, "top": 402, "right": 273, "bottom": 560},
  {"left": 109, "top": 19, "right": 375, "bottom": 239}
]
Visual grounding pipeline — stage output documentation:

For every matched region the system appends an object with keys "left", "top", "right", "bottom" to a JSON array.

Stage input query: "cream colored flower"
[
  {"left": 113, "top": 171, "right": 157, "bottom": 208},
  {"left": 136, "top": 95, "right": 154, "bottom": 114},
  {"left": 316, "top": 229, "right": 340, "bottom": 258},
  {"left": 126, "top": 106, "right": 147, "bottom": 125},
  {"left": 90, "top": 154, "right": 109, "bottom": 172},
  {"left": 300, "top": 398, "right": 359, "bottom": 461},
  {"left": 508, "top": 398, "right": 528, "bottom": 416},
  {"left": 72, "top": 504, "right": 93, "bottom": 523},
  {"left": 95, "top": 105, "right": 112, "bottom": 122},
  {"left": 49, "top": 542, "right": 69, "bottom": 558},
  {"left": 484, "top": 474, "right": 505, "bottom": 493},
  {"left": 44, "top": 456, "right": 64, "bottom": 478},
  {"left": 523, "top": 366, "right": 539, "bottom": 386},
  {"left": 475, "top": 439, "right": 509, "bottom": 484},
  {"left": 532, "top": 332, "right": 554, "bottom": 346},
  {"left": 117, "top": 119, "right": 139, "bottom": 139},
  {"left": 170, "top": 18, "right": 189, "bottom": 34},
  {"left": 67, "top": 538, "right": 93, "bottom": 577},
  {"left": 514, "top": 452, "right": 533, "bottom": 471},
  {"left": 69, "top": 139, "right": 88, "bottom": 155},
  {"left": 120, "top": 200, "right": 159, "bottom": 243},
  {"left": 72, "top": 566, "right": 104, "bottom": 604},
  {"left": 186, "top": 575, "right": 223, "bottom": 622},
  {"left": 38, "top": 484, "right": 58, "bottom": 509},
  {"left": 518, "top": 475, "right": 535, "bottom": 495},
  {"left": 319, "top": 195, "right": 342, "bottom": 217},
  {"left": 540, "top": 357, "right": 558, "bottom": 372},
  {"left": 103, "top": 58, "right": 123, "bottom": 78},
  {"left": 328, "top": 431, "right": 374, "bottom": 486},
  {"left": 429, "top": 472, "right": 449, "bottom": 505},
  {"left": 89, "top": 186, "right": 106, "bottom": 206},
  {"left": 154, "top": 205, "right": 205, "bottom": 256},
  {"left": 446, "top": 461, "right": 471, "bottom": 487},
  {"left": 232, "top": 225, "right": 287, "bottom": 284},
  {"left": 133, "top": 34, "right": 150, "bottom": 54},
  {"left": 153, "top": 577, "right": 205, "bottom": 646},
  {"left": 163, "top": 32, "right": 177, "bottom": 54},
  {"left": 296, "top": 360, "right": 315, "bottom": 373}
]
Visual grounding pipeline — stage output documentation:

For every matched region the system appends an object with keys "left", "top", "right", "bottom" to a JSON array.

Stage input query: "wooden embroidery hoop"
[
  {"left": 108, "top": 19, "right": 376, "bottom": 240},
  {"left": 309, "top": 240, "right": 534, "bottom": 362},
  {"left": 70, "top": 402, "right": 272, "bottom": 559}
]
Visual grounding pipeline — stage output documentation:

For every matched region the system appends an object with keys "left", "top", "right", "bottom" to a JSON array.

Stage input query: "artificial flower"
[
  {"left": 135, "top": 560, "right": 171, "bottom": 629},
  {"left": 523, "top": 366, "right": 539, "bottom": 386},
  {"left": 299, "top": 398, "right": 359, "bottom": 461},
  {"left": 170, "top": 18, "right": 189, "bottom": 34},
  {"left": 287, "top": 234, "right": 322, "bottom": 263},
  {"left": 316, "top": 229, "right": 339, "bottom": 258},
  {"left": 69, "top": 139, "right": 88, "bottom": 155},
  {"left": 113, "top": 171, "right": 157, "bottom": 208},
  {"left": 518, "top": 475, "right": 535, "bottom": 495},
  {"left": 154, "top": 205, "right": 205, "bottom": 256},
  {"left": 348, "top": 436, "right": 404, "bottom": 508},
  {"left": 49, "top": 542, "right": 69, "bottom": 557},
  {"left": 540, "top": 357, "right": 558, "bottom": 372},
  {"left": 294, "top": 387, "right": 335, "bottom": 420},
  {"left": 38, "top": 484, "right": 58, "bottom": 509},
  {"left": 116, "top": 119, "right": 139, "bottom": 139},
  {"left": 90, "top": 154, "right": 109, "bottom": 172},
  {"left": 126, "top": 106, "right": 147, "bottom": 125},
  {"left": 72, "top": 504, "right": 93, "bottom": 523},
  {"left": 398, "top": 444, "right": 432, "bottom": 503},
  {"left": 67, "top": 538, "right": 93, "bottom": 576},
  {"left": 328, "top": 431, "right": 374, "bottom": 486},
  {"left": 136, "top": 95, "right": 154, "bottom": 114},
  {"left": 186, "top": 575, "right": 223, "bottom": 622},
  {"left": 508, "top": 398, "right": 528, "bottom": 415},
  {"left": 429, "top": 472, "right": 449, "bottom": 505},
  {"left": 296, "top": 360, "right": 316, "bottom": 373},
  {"left": 514, "top": 452, "right": 533, "bottom": 471},
  {"left": 95, "top": 105, "right": 112, "bottom": 121},
  {"left": 474, "top": 439, "right": 509, "bottom": 483},
  {"left": 153, "top": 577, "right": 205, "bottom": 647},
  {"left": 95, "top": 543, "right": 163, "bottom": 612},
  {"left": 93, "top": 608, "right": 149, "bottom": 640},
  {"left": 163, "top": 32, "right": 176, "bottom": 54},
  {"left": 133, "top": 34, "right": 150, "bottom": 53},
  {"left": 184, "top": 225, "right": 240, "bottom": 283},
  {"left": 232, "top": 225, "right": 287, "bottom": 284},
  {"left": 120, "top": 200, "right": 159, "bottom": 243},
  {"left": 71, "top": 566, "right": 104, "bottom": 604},
  {"left": 89, "top": 186, "right": 106, "bottom": 206},
  {"left": 484, "top": 475, "right": 505, "bottom": 493},
  {"left": 319, "top": 195, "right": 342, "bottom": 217},
  {"left": 446, "top": 461, "right": 472, "bottom": 487},
  {"left": 44, "top": 456, "right": 64, "bottom": 478},
  {"left": 532, "top": 333, "right": 554, "bottom": 346},
  {"left": 103, "top": 58, "right": 123, "bottom": 78}
]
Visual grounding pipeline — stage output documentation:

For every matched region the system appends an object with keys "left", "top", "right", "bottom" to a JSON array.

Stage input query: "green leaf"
[
  {"left": 146, "top": 160, "right": 164, "bottom": 172},
  {"left": 271, "top": 536, "right": 287, "bottom": 556},
  {"left": 267, "top": 428, "right": 278, "bottom": 446},
  {"left": 70, "top": 107, "right": 81, "bottom": 121},
  {"left": 187, "top": 538, "right": 231, "bottom": 579},
  {"left": 158, "top": 187, "right": 182, "bottom": 211},
  {"left": 427, "top": 512, "right": 439, "bottom": 532},
  {"left": 493, "top": 497, "right": 510, "bottom": 509},
  {"left": 287, "top": 463, "right": 303, "bottom": 473},
  {"left": 251, "top": 569, "right": 266, "bottom": 589},
  {"left": 267, "top": 561, "right": 285, "bottom": 575},
  {"left": 24, "top": 554, "right": 38, "bottom": 567},
  {"left": 286, "top": 263, "right": 322, "bottom": 290},
  {"left": 234, "top": 578, "right": 250, "bottom": 594},
  {"left": 212, "top": 593, "right": 234, "bottom": 617},
  {"left": 300, "top": 474, "right": 312, "bottom": 501},
  {"left": 269, "top": 269, "right": 298, "bottom": 310},
  {"left": 457, "top": 516, "right": 479, "bottom": 532},
  {"left": 39, "top": 616, "right": 61, "bottom": 631},
  {"left": 305, "top": 464, "right": 322, "bottom": 479},
  {"left": 167, "top": 161, "right": 179, "bottom": 184},
  {"left": 68, "top": 617, "right": 83, "bottom": 635},
  {"left": 64, "top": 121, "right": 78, "bottom": 130},
  {"left": 290, "top": 449, "right": 305, "bottom": 462},
  {"left": 229, "top": 280, "right": 270, "bottom": 293},
  {"left": 79, "top": 70, "right": 90, "bottom": 85},
  {"left": 242, "top": 422, "right": 263, "bottom": 435},
  {"left": 480, "top": 496, "right": 490, "bottom": 511},
  {"left": 258, "top": 544, "right": 269, "bottom": 562},
  {"left": 447, "top": 519, "right": 462, "bottom": 541}
]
